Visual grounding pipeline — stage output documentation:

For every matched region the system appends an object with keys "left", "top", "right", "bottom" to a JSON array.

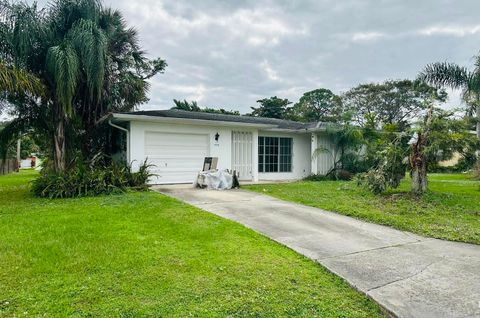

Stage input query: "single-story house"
[{"left": 109, "top": 110, "right": 335, "bottom": 184}]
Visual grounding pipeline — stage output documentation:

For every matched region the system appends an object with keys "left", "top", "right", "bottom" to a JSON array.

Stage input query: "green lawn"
[
  {"left": 246, "top": 173, "right": 480, "bottom": 245},
  {"left": 0, "top": 170, "right": 384, "bottom": 317}
]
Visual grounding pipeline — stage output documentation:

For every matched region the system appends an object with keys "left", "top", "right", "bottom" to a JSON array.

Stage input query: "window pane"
[{"left": 279, "top": 138, "right": 292, "bottom": 172}]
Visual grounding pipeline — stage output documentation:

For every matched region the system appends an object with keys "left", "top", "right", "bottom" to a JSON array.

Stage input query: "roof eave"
[{"left": 111, "top": 113, "right": 277, "bottom": 129}]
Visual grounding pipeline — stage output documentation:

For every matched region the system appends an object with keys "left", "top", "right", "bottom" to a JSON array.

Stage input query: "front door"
[{"left": 231, "top": 131, "right": 253, "bottom": 180}]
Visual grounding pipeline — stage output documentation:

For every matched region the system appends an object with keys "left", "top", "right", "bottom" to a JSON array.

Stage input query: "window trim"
[{"left": 258, "top": 136, "right": 293, "bottom": 173}]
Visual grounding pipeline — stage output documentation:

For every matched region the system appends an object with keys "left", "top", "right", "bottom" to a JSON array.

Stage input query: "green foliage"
[
  {"left": 0, "top": 0, "right": 166, "bottom": 170},
  {"left": 342, "top": 79, "right": 446, "bottom": 129},
  {"left": 249, "top": 96, "right": 292, "bottom": 119},
  {"left": 31, "top": 157, "right": 153, "bottom": 198},
  {"left": 419, "top": 55, "right": 480, "bottom": 138},
  {"left": 357, "top": 127, "right": 409, "bottom": 194},
  {"left": 289, "top": 88, "right": 343, "bottom": 122},
  {"left": 171, "top": 99, "right": 240, "bottom": 115},
  {"left": 354, "top": 169, "right": 387, "bottom": 194},
  {"left": 0, "top": 62, "right": 45, "bottom": 97},
  {"left": 314, "top": 113, "right": 365, "bottom": 176},
  {"left": 46, "top": 43, "right": 80, "bottom": 117}
]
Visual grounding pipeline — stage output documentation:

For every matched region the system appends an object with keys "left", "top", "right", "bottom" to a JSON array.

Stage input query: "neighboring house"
[
  {"left": 20, "top": 154, "right": 41, "bottom": 169},
  {"left": 109, "top": 110, "right": 335, "bottom": 184}
]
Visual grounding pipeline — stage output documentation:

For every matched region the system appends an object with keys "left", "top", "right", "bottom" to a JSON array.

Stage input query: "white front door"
[
  {"left": 231, "top": 131, "right": 253, "bottom": 180},
  {"left": 144, "top": 131, "right": 209, "bottom": 184}
]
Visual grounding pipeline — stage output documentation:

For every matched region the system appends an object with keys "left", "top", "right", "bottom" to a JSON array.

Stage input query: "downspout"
[{"left": 108, "top": 119, "right": 130, "bottom": 163}]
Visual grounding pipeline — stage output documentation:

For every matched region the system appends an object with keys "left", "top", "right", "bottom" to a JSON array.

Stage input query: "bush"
[
  {"left": 303, "top": 169, "right": 353, "bottom": 182},
  {"left": 31, "top": 157, "right": 154, "bottom": 198},
  {"left": 354, "top": 169, "right": 387, "bottom": 194},
  {"left": 303, "top": 174, "right": 330, "bottom": 181},
  {"left": 334, "top": 169, "right": 353, "bottom": 181}
]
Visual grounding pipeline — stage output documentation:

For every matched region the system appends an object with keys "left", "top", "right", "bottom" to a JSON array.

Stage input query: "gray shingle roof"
[{"left": 119, "top": 109, "right": 329, "bottom": 131}]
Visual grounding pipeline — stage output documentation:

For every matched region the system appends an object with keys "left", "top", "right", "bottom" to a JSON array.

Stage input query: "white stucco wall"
[
  {"left": 257, "top": 131, "right": 311, "bottom": 181},
  {"left": 127, "top": 120, "right": 333, "bottom": 183},
  {"left": 129, "top": 120, "right": 242, "bottom": 174}
]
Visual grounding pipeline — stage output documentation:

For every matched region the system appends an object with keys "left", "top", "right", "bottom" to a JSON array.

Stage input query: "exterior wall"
[
  {"left": 127, "top": 120, "right": 333, "bottom": 183},
  {"left": 257, "top": 131, "right": 311, "bottom": 181},
  {"left": 130, "top": 120, "right": 246, "bottom": 173},
  {"left": 315, "top": 132, "right": 335, "bottom": 175}
]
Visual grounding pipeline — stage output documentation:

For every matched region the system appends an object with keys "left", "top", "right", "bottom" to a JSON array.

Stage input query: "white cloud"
[
  {"left": 260, "top": 60, "right": 280, "bottom": 81},
  {"left": 124, "top": 1, "right": 308, "bottom": 47},
  {"left": 351, "top": 31, "right": 386, "bottom": 42},
  {"left": 418, "top": 24, "right": 480, "bottom": 37},
  {"left": 151, "top": 82, "right": 210, "bottom": 103}
]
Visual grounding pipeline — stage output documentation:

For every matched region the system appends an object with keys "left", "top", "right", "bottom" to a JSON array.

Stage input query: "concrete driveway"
[{"left": 154, "top": 185, "right": 480, "bottom": 318}]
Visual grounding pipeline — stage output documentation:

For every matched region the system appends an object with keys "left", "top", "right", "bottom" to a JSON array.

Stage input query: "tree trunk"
[
  {"left": 54, "top": 117, "right": 66, "bottom": 172},
  {"left": 476, "top": 104, "right": 480, "bottom": 139},
  {"left": 411, "top": 154, "right": 427, "bottom": 195}
]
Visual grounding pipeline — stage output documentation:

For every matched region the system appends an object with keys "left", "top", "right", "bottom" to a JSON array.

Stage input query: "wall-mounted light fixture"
[{"left": 214, "top": 132, "right": 220, "bottom": 142}]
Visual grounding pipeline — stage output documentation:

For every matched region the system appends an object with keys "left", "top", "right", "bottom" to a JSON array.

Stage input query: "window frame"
[{"left": 258, "top": 136, "right": 293, "bottom": 173}]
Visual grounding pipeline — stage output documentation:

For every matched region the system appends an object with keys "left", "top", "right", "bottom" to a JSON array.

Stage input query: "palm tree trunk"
[
  {"left": 54, "top": 117, "right": 66, "bottom": 172},
  {"left": 476, "top": 104, "right": 480, "bottom": 139},
  {"left": 411, "top": 152, "right": 427, "bottom": 194}
]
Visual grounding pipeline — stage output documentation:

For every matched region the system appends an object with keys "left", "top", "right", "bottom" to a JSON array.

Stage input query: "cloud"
[
  {"left": 124, "top": 1, "right": 308, "bottom": 47},
  {"left": 350, "top": 32, "right": 386, "bottom": 42},
  {"left": 418, "top": 24, "right": 480, "bottom": 37},
  {"left": 23, "top": 0, "right": 480, "bottom": 114},
  {"left": 260, "top": 60, "right": 281, "bottom": 81}
]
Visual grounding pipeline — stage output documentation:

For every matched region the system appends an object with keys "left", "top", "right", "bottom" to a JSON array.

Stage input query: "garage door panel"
[
  {"left": 145, "top": 146, "right": 208, "bottom": 157},
  {"left": 144, "top": 131, "right": 209, "bottom": 184}
]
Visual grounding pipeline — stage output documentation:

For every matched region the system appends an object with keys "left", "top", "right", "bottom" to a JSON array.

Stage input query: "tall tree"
[
  {"left": 342, "top": 80, "right": 446, "bottom": 129},
  {"left": 289, "top": 88, "right": 343, "bottom": 122},
  {"left": 249, "top": 96, "right": 291, "bottom": 119},
  {"left": 419, "top": 55, "right": 480, "bottom": 138},
  {"left": 0, "top": 0, "right": 166, "bottom": 171},
  {"left": 171, "top": 99, "right": 240, "bottom": 115}
]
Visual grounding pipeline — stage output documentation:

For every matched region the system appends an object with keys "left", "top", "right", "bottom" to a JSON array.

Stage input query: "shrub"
[
  {"left": 31, "top": 157, "right": 154, "bottom": 198},
  {"left": 303, "top": 174, "right": 330, "bottom": 181},
  {"left": 354, "top": 169, "right": 387, "bottom": 194},
  {"left": 334, "top": 169, "right": 353, "bottom": 181}
]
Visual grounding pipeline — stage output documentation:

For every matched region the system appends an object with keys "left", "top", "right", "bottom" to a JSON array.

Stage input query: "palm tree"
[
  {"left": 0, "top": 62, "right": 45, "bottom": 96},
  {"left": 419, "top": 56, "right": 480, "bottom": 139},
  {"left": 0, "top": 0, "right": 166, "bottom": 172}
]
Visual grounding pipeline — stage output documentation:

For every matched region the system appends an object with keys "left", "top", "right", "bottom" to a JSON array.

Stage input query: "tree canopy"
[
  {"left": 171, "top": 99, "right": 240, "bottom": 115},
  {"left": 289, "top": 88, "right": 343, "bottom": 122},
  {"left": 343, "top": 80, "right": 447, "bottom": 129},
  {"left": 419, "top": 56, "right": 480, "bottom": 138},
  {"left": 0, "top": 0, "right": 166, "bottom": 170},
  {"left": 249, "top": 96, "right": 292, "bottom": 119}
]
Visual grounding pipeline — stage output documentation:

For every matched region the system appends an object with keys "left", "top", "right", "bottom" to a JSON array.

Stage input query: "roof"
[{"left": 112, "top": 109, "right": 331, "bottom": 131}]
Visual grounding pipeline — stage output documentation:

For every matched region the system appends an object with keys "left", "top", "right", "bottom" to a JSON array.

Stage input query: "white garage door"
[{"left": 144, "top": 131, "right": 209, "bottom": 184}]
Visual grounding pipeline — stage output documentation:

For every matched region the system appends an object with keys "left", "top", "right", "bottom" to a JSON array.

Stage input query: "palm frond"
[
  {"left": 0, "top": 61, "right": 45, "bottom": 96},
  {"left": 69, "top": 18, "right": 106, "bottom": 102},
  {"left": 46, "top": 43, "right": 79, "bottom": 116},
  {"left": 419, "top": 62, "right": 471, "bottom": 90}
]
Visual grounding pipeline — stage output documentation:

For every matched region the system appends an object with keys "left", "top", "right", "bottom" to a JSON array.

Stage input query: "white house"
[{"left": 109, "top": 110, "right": 335, "bottom": 184}]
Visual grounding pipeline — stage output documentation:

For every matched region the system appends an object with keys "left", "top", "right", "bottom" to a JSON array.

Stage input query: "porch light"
[{"left": 215, "top": 132, "right": 220, "bottom": 142}]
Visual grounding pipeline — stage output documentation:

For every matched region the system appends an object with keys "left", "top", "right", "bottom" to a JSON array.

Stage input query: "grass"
[
  {"left": 246, "top": 173, "right": 480, "bottom": 245},
  {"left": 0, "top": 170, "right": 385, "bottom": 317}
]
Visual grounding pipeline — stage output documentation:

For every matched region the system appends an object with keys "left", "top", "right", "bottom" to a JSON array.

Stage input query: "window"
[{"left": 258, "top": 137, "right": 292, "bottom": 173}]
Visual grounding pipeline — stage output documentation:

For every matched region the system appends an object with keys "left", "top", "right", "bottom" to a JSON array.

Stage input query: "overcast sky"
[{"left": 30, "top": 0, "right": 480, "bottom": 113}]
